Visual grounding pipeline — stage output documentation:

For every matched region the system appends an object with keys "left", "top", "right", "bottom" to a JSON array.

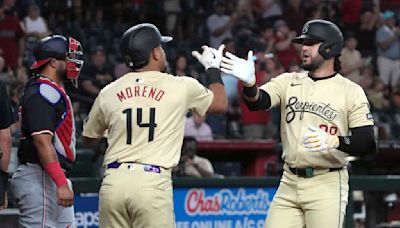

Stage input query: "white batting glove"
[
  {"left": 220, "top": 50, "right": 256, "bottom": 87},
  {"left": 303, "top": 126, "right": 339, "bottom": 152},
  {"left": 192, "top": 44, "right": 225, "bottom": 70}
]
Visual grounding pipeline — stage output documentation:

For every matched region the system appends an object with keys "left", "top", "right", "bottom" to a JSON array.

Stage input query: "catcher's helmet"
[
  {"left": 293, "top": 20, "right": 343, "bottom": 59},
  {"left": 120, "top": 23, "right": 172, "bottom": 70},
  {"left": 30, "top": 35, "right": 84, "bottom": 87}
]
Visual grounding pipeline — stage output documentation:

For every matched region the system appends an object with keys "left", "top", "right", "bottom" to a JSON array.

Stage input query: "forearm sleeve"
[
  {"left": 206, "top": 68, "right": 223, "bottom": 86},
  {"left": 243, "top": 89, "right": 272, "bottom": 111},
  {"left": 337, "top": 125, "right": 377, "bottom": 157}
]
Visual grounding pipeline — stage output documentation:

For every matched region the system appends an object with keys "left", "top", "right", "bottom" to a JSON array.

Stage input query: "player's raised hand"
[
  {"left": 192, "top": 44, "right": 225, "bottom": 70},
  {"left": 303, "top": 126, "right": 339, "bottom": 152},
  {"left": 221, "top": 50, "right": 255, "bottom": 87}
]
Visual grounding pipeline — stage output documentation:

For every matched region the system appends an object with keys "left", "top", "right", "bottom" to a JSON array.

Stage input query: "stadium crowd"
[
  {"left": 0, "top": 0, "right": 399, "bottom": 142},
  {"left": 1, "top": 1, "right": 400, "bottom": 226}
]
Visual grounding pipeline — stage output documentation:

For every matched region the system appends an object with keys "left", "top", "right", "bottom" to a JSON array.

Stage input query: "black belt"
[{"left": 289, "top": 167, "right": 343, "bottom": 178}]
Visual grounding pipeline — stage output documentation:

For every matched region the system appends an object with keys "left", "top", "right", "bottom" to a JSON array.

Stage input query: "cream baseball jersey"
[
  {"left": 260, "top": 72, "right": 374, "bottom": 168},
  {"left": 82, "top": 71, "right": 213, "bottom": 168}
]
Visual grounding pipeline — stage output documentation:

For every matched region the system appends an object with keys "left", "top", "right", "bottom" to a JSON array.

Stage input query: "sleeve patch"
[{"left": 39, "top": 84, "right": 61, "bottom": 105}]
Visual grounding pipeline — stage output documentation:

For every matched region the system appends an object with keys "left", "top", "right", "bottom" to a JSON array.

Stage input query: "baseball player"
[
  {"left": 0, "top": 80, "right": 15, "bottom": 209},
  {"left": 82, "top": 23, "right": 227, "bottom": 228},
  {"left": 10, "top": 35, "right": 84, "bottom": 227},
  {"left": 221, "top": 19, "right": 377, "bottom": 228}
]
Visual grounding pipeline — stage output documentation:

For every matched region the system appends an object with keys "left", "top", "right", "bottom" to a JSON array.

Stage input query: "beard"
[
  {"left": 56, "top": 64, "right": 67, "bottom": 80},
  {"left": 300, "top": 56, "right": 324, "bottom": 71}
]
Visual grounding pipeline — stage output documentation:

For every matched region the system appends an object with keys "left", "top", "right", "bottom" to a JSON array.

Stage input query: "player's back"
[{"left": 96, "top": 71, "right": 212, "bottom": 168}]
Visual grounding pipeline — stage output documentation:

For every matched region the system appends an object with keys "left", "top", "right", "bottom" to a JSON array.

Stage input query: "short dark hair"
[{"left": 183, "top": 136, "right": 197, "bottom": 146}]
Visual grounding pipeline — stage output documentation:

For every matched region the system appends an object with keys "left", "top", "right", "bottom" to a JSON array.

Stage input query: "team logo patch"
[
  {"left": 303, "top": 23, "right": 309, "bottom": 34},
  {"left": 344, "top": 137, "right": 351, "bottom": 145},
  {"left": 290, "top": 82, "right": 302, "bottom": 87},
  {"left": 144, "top": 165, "right": 161, "bottom": 173},
  {"left": 135, "top": 78, "right": 144, "bottom": 83}
]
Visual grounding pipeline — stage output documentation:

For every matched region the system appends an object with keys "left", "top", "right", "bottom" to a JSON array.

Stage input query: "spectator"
[
  {"left": 231, "top": 0, "right": 255, "bottom": 43},
  {"left": 359, "top": 65, "right": 375, "bottom": 91},
  {"left": 88, "top": 8, "right": 109, "bottom": 47},
  {"left": 21, "top": 4, "right": 50, "bottom": 66},
  {"left": 258, "top": 0, "right": 282, "bottom": 23},
  {"left": 163, "top": 0, "right": 180, "bottom": 36},
  {"left": 341, "top": 0, "right": 362, "bottom": 31},
  {"left": 80, "top": 46, "right": 115, "bottom": 100},
  {"left": 172, "top": 51, "right": 190, "bottom": 76},
  {"left": 185, "top": 112, "right": 213, "bottom": 141},
  {"left": 305, "top": 1, "right": 340, "bottom": 23},
  {"left": 304, "top": 0, "right": 324, "bottom": 20},
  {"left": 273, "top": 19, "right": 300, "bottom": 70},
  {"left": 265, "top": 55, "right": 285, "bottom": 80},
  {"left": 340, "top": 32, "right": 363, "bottom": 84},
  {"left": 174, "top": 136, "right": 214, "bottom": 177},
  {"left": 15, "top": 65, "right": 27, "bottom": 83},
  {"left": 375, "top": 10, "right": 400, "bottom": 91},
  {"left": 113, "top": 61, "right": 131, "bottom": 79},
  {"left": 366, "top": 78, "right": 390, "bottom": 111},
  {"left": 0, "top": 0, "right": 24, "bottom": 70},
  {"left": 259, "top": 22, "right": 275, "bottom": 54},
  {"left": 0, "top": 56, "right": 13, "bottom": 84},
  {"left": 8, "top": 81, "right": 23, "bottom": 137},
  {"left": 356, "top": 6, "right": 380, "bottom": 57},
  {"left": 206, "top": 0, "right": 234, "bottom": 48},
  {"left": 281, "top": 0, "right": 305, "bottom": 34}
]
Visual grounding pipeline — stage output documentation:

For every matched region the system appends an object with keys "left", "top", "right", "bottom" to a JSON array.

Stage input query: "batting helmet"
[
  {"left": 293, "top": 20, "right": 343, "bottom": 59},
  {"left": 120, "top": 23, "right": 172, "bottom": 70},
  {"left": 30, "top": 35, "right": 84, "bottom": 87}
]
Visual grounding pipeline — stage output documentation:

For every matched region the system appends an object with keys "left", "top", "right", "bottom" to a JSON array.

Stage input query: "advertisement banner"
[
  {"left": 74, "top": 187, "right": 277, "bottom": 228},
  {"left": 74, "top": 193, "right": 99, "bottom": 228},
  {"left": 174, "top": 187, "right": 276, "bottom": 228}
]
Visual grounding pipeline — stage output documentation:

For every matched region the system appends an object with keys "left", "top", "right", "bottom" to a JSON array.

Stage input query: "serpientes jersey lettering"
[
  {"left": 82, "top": 72, "right": 213, "bottom": 169},
  {"left": 260, "top": 72, "right": 374, "bottom": 168},
  {"left": 18, "top": 77, "right": 76, "bottom": 170}
]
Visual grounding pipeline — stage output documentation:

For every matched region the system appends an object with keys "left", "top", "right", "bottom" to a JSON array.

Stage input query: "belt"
[
  {"left": 106, "top": 161, "right": 163, "bottom": 174},
  {"left": 288, "top": 167, "right": 343, "bottom": 178}
]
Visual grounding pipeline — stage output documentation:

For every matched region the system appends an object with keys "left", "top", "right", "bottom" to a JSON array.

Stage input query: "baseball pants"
[
  {"left": 377, "top": 56, "right": 400, "bottom": 90},
  {"left": 265, "top": 166, "right": 349, "bottom": 228},
  {"left": 99, "top": 163, "right": 174, "bottom": 228},
  {"left": 11, "top": 163, "right": 76, "bottom": 228}
]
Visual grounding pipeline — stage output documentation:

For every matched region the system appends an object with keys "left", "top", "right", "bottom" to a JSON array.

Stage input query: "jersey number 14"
[{"left": 123, "top": 108, "right": 157, "bottom": 144}]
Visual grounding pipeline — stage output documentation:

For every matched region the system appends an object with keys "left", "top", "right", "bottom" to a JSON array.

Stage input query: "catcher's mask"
[{"left": 30, "top": 35, "right": 84, "bottom": 87}]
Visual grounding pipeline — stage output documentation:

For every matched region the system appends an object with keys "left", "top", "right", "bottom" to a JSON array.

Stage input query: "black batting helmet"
[
  {"left": 120, "top": 23, "right": 172, "bottom": 70},
  {"left": 293, "top": 20, "right": 343, "bottom": 59}
]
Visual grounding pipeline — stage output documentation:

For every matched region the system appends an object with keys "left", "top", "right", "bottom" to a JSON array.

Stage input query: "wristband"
[
  {"left": 44, "top": 162, "right": 67, "bottom": 187},
  {"left": 243, "top": 84, "right": 258, "bottom": 98},
  {"left": 206, "top": 68, "right": 223, "bottom": 85}
]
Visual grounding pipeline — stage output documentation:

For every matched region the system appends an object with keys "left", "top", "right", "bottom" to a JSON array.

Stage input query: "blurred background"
[{"left": 0, "top": 0, "right": 400, "bottom": 227}]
